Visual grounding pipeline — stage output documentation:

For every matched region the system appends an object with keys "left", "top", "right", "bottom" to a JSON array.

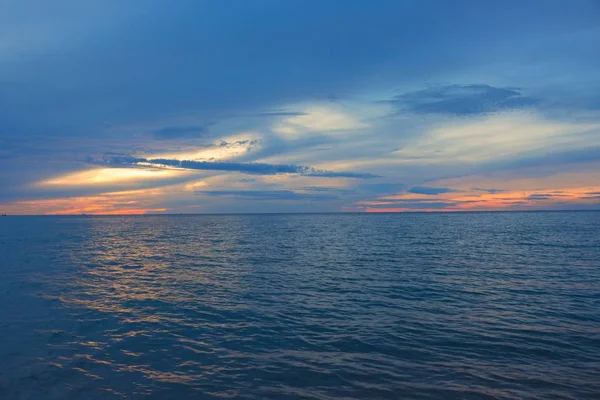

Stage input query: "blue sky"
[{"left": 1, "top": 0, "right": 599, "bottom": 214}]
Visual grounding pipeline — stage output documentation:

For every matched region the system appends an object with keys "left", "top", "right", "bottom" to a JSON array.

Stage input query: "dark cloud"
[
  {"left": 218, "top": 139, "right": 261, "bottom": 148},
  {"left": 536, "top": 201, "right": 600, "bottom": 210},
  {"left": 408, "top": 186, "right": 458, "bottom": 195},
  {"left": 366, "top": 201, "right": 458, "bottom": 210},
  {"left": 99, "top": 154, "right": 377, "bottom": 179},
  {"left": 389, "top": 84, "right": 538, "bottom": 116},
  {"left": 302, "top": 187, "right": 353, "bottom": 194},
  {"left": 527, "top": 193, "right": 570, "bottom": 200},
  {"left": 197, "top": 190, "right": 339, "bottom": 202},
  {"left": 527, "top": 194, "right": 552, "bottom": 200},
  {"left": 151, "top": 125, "right": 208, "bottom": 140},
  {"left": 473, "top": 188, "right": 504, "bottom": 194}
]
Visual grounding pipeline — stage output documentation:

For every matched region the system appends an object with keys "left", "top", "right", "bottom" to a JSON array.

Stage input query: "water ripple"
[{"left": 1, "top": 212, "right": 599, "bottom": 399}]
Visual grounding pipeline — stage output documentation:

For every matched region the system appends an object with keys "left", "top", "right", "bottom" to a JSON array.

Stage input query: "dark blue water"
[{"left": 1, "top": 212, "right": 599, "bottom": 399}]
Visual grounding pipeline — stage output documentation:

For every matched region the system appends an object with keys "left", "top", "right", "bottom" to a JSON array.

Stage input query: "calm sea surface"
[{"left": 1, "top": 212, "right": 599, "bottom": 399}]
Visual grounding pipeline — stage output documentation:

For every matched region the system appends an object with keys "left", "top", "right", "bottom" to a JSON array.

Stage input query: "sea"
[{"left": 0, "top": 212, "right": 599, "bottom": 399}]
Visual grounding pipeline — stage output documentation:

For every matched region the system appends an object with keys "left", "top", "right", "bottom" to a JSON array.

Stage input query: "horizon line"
[{"left": 2, "top": 209, "right": 600, "bottom": 217}]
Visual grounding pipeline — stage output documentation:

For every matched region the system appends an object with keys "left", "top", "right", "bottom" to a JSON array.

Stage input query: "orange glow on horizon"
[
  {"left": 47, "top": 208, "right": 167, "bottom": 216},
  {"left": 360, "top": 186, "right": 600, "bottom": 213},
  {"left": 2, "top": 187, "right": 172, "bottom": 215},
  {"left": 365, "top": 207, "right": 456, "bottom": 213}
]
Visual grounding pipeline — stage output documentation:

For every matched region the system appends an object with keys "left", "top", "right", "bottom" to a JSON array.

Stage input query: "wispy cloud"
[
  {"left": 393, "top": 112, "right": 600, "bottom": 165},
  {"left": 358, "top": 183, "right": 600, "bottom": 212},
  {"left": 197, "top": 190, "right": 339, "bottom": 201},
  {"left": 364, "top": 201, "right": 459, "bottom": 210},
  {"left": 526, "top": 193, "right": 569, "bottom": 200},
  {"left": 273, "top": 105, "right": 367, "bottom": 137},
  {"left": 473, "top": 188, "right": 504, "bottom": 194},
  {"left": 408, "top": 186, "right": 458, "bottom": 195},
  {"left": 99, "top": 154, "right": 377, "bottom": 179},
  {"left": 389, "top": 84, "right": 538, "bottom": 116}
]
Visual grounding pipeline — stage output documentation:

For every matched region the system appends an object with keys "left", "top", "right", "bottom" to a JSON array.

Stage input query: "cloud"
[
  {"left": 356, "top": 183, "right": 404, "bottom": 194},
  {"left": 473, "top": 188, "right": 505, "bottom": 194},
  {"left": 302, "top": 186, "right": 353, "bottom": 194},
  {"left": 526, "top": 193, "right": 570, "bottom": 200},
  {"left": 197, "top": 190, "right": 339, "bottom": 202},
  {"left": 143, "top": 137, "right": 262, "bottom": 162},
  {"left": 389, "top": 84, "right": 538, "bottom": 116},
  {"left": 393, "top": 112, "right": 600, "bottom": 165},
  {"left": 365, "top": 201, "right": 459, "bottom": 210},
  {"left": 408, "top": 186, "right": 458, "bottom": 195},
  {"left": 41, "top": 167, "right": 183, "bottom": 186},
  {"left": 273, "top": 105, "right": 367, "bottom": 137},
  {"left": 151, "top": 125, "right": 208, "bottom": 140},
  {"left": 251, "top": 111, "right": 308, "bottom": 117},
  {"left": 99, "top": 154, "right": 377, "bottom": 179},
  {"left": 527, "top": 194, "right": 552, "bottom": 200}
]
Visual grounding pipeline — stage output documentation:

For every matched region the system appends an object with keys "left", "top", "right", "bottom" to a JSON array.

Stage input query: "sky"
[{"left": 1, "top": 0, "right": 599, "bottom": 214}]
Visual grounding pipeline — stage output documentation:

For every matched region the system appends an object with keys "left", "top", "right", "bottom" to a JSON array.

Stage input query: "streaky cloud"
[
  {"left": 302, "top": 186, "right": 353, "bottom": 194},
  {"left": 408, "top": 186, "right": 458, "bottom": 195},
  {"left": 527, "top": 193, "right": 570, "bottom": 200},
  {"left": 197, "top": 190, "right": 339, "bottom": 201},
  {"left": 527, "top": 194, "right": 552, "bottom": 200},
  {"left": 473, "top": 188, "right": 505, "bottom": 194},
  {"left": 99, "top": 154, "right": 378, "bottom": 179},
  {"left": 389, "top": 84, "right": 538, "bottom": 116},
  {"left": 366, "top": 201, "right": 459, "bottom": 210}
]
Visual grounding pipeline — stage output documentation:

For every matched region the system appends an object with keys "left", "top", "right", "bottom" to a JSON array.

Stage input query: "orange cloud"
[
  {"left": 47, "top": 207, "right": 167, "bottom": 216},
  {"left": 3, "top": 187, "right": 171, "bottom": 215},
  {"left": 360, "top": 185, "right": 600, "bottom": 212}
]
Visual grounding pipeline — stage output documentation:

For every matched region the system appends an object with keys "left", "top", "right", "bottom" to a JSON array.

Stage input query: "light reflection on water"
[{"left": 1, "top": 212, "right": 600, "bottom": 399}]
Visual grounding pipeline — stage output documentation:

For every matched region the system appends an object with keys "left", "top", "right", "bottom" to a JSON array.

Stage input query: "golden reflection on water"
[{"left": 55, "top": 216, "right": 258, "bottom": 388}]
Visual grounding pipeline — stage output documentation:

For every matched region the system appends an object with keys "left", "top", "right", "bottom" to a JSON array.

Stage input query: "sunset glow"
[
  {"left": 41, "top": 168, "right": 183, "bottom": 186},
  {"left": 1, "top": 1, "right": 598, "bottom": 214}
]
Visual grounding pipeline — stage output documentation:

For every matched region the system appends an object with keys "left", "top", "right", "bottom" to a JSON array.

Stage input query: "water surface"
[{"left": 1, "top": 212, "right": 599, "bottom": 399}]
